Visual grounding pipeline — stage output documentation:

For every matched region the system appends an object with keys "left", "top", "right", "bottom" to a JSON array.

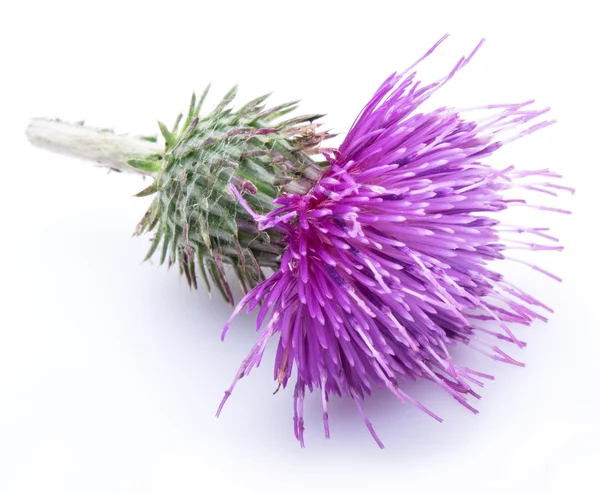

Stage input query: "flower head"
[{"left": 217, "top": 35, "right": 573, "bottom": 447}]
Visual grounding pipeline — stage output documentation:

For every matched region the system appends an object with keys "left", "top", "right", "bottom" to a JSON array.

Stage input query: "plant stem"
[{"left": 25, "top": 118, "right": 163, "bottom": 176}]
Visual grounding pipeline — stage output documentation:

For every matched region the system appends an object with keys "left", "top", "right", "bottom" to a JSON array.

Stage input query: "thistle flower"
[{"left": 217, "top": 35, "right": 573, "bottom": 447}]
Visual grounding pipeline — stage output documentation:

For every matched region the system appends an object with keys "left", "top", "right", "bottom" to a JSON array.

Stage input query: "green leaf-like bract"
[{"left": 135, "top": 86, "right": 331, "bottom": 303}]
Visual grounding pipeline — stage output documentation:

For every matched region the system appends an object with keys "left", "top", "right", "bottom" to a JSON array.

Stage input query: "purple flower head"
[{"left": 217, "top": 35, "right": 573, "bottom": 447}]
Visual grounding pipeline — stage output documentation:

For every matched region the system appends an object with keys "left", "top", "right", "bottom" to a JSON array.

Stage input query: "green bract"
[{"left": 134, "top": 86, "right": 331, "bottom": 303}]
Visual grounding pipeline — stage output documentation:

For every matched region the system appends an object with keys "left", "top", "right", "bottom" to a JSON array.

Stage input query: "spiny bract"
[{"left": 134, "top": 86, "right": 332, "bottom": 303}]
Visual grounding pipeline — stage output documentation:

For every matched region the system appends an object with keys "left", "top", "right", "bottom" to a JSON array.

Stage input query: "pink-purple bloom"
[{"left": 217, "top": 35, "right": 572, "bottom": 447}]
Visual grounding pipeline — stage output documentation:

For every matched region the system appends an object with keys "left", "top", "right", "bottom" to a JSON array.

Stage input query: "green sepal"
[
  {"left": 127, "top": 158, "right": 162, "bottom": 173},
  {"left": 134, "top": 181, "right": 158, "bottom": 197},
  {"left": 158, "top": 121, "right": 175, "bottom": 148}
]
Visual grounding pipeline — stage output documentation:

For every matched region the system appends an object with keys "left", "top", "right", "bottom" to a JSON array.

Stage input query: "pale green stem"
[{"left": 25, "top": 118, "right": 163, "bottom": 176}]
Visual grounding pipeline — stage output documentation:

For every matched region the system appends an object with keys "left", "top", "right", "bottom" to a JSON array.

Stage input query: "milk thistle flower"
[
  {"left": 217, "top": 35, "right": 572, "bottom": 447},
  {"left": 25, "top": 33, "right": 571, "bottom": 449}
]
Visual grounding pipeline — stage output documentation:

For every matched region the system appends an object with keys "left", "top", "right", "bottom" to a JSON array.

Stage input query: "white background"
[{"left": 1, "top": 1, "right": 598, "bottom": 491}]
